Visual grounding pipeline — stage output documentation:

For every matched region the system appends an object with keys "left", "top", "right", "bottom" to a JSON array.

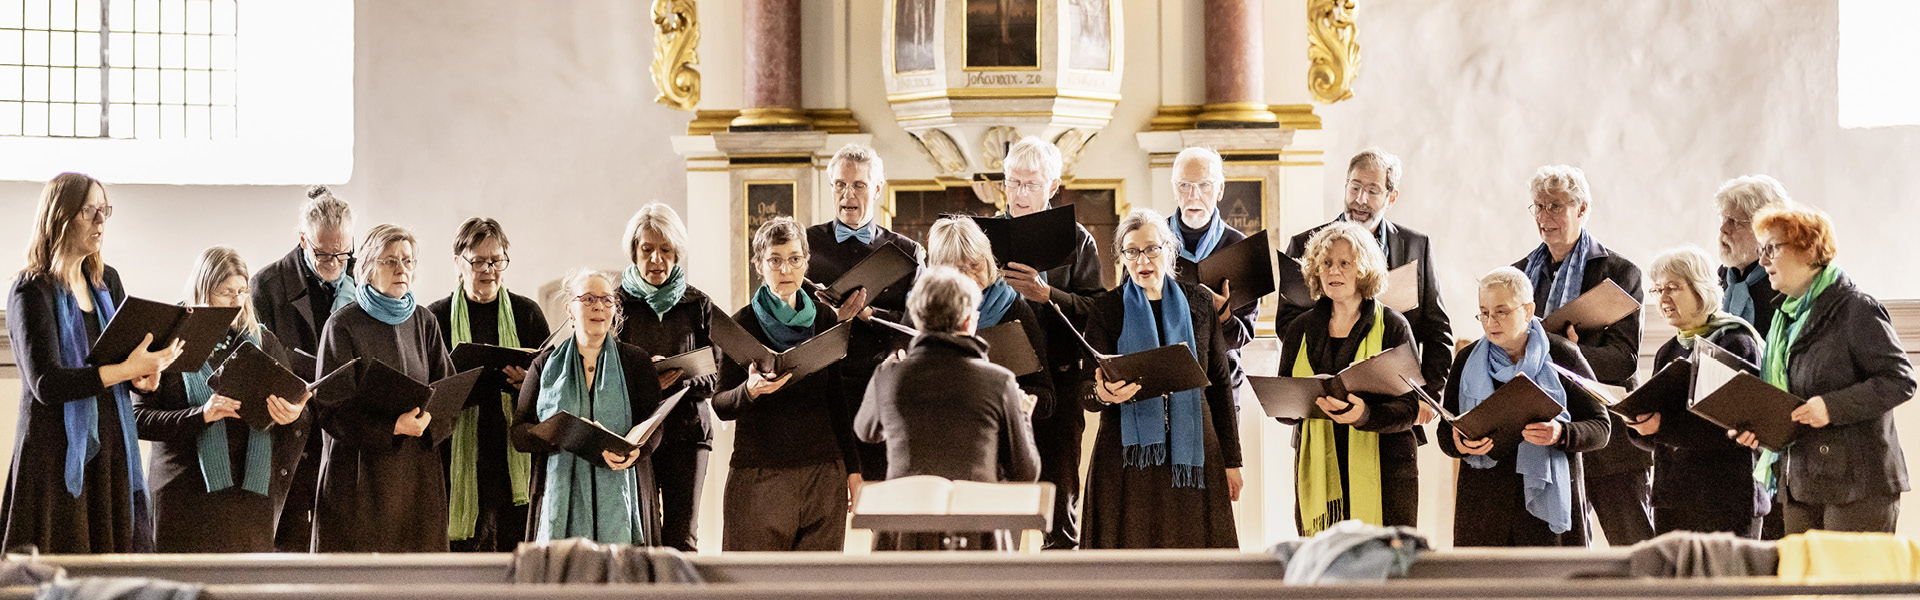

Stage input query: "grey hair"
[
  {"left": 1172, "top": 146, "right": 1224, "bottom": 181},
  {"left": 908, "top": 266, "right": 982, "bottom": 335},
  {"left": 827, "top": 143, "right": 886, "bottom": 185},
  {"left": 624, "top": 203, "right": 690, "bottom": 267},
  {"left": 354, "top": 224, "right": 416, "bottom": 283},
  {"left": 1713, "top": 175, "right": 1793, "bottom": 221},
  {"left": 559, "top": 268, "right": 624, "bottom": 334},
  {"left": 188, "top": 245, "right": 258, "bottom": 334},
  {"left": 1113, "top": 208, "right": 1180, "bottom": 273},
  {"left": 926, "top": 217, "right": 999, "bottom": 283},
  {"left": 1478, "top": 266, "right": 1536, "bottom": 305},
  {"left": 1649, "top": 246, "right": 1724, "bottom": 316},
  {"left": 1529, "top": 165, "right": 1592, "bottom": 208},
  {"left": 299, "top": 185, "right": 354, "bottom": 237},
  {"left": 1003, "top": 136, "right": 1063, "bottom": 183},
  {"left": 1302, "top": 222, "right": 1388, "bottom": 301},
  {"left": 750, "top": 216, "right": 808, "bottom": 262},
  {"left": 1347, "top": 147, "right": 1403, "bottom": 192}
]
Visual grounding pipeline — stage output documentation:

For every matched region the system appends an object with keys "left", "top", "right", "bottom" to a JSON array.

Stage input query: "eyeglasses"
[
  {"left": 210, "top": 287, "right": 249, "bottom": 301},
  {"left": 76, "top": 204, "right": 113, "bottom": 221},
  {"left": 572, "top": 293, "right": 619, "bottom": 308},
  {"left": 1527, "top": 202, "right": 1576, "bottom": 217},
  {"left": 999, "top": 179, "right": 1047, "bottom": 194},
  {"left": 1118, "top": 245, "right": 1166, "bottom": 262},
  {"left": 1720, "top": 216, "right": 1752, "bottom": 230},
  {"left": 374, "top": 257, "right": 417, "bottom": 271},
  {"left": 460, "top": 255, "right": 511, "bottom": 273},
  {"left": 1757, "top": 243, "right": 1787, "bottom": 261},
  {"left": 762, "top": 255, "right": 807, "bottom": 270},
  {"left": 831, "top": 181, "right": 871, "bottom": 196},
  {"left": 1475, "top": 305, "right": 1522, "bottom": 323},
  {"left": 312, "top": 250, "right": 354, "bottom": 266},
  {"left": 1174, "top": 180, "right": 1218, "bottom": 196},
  {"left": 1648, "top": 284, "right": 1687, "bottom": 297},
  {"left": 1347, "top": 182, "right": 1386, "bottom": 199}
]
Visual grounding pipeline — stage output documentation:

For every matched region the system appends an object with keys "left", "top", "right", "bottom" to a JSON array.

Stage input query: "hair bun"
[{"left": 306, "top": 185, "right": 331, "bottom": 199}]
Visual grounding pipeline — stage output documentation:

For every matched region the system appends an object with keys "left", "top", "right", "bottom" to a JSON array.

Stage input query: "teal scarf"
[
  {"left": 751, "top": 285, "right": 816, "bottom": 351},
  {"left": 355, "top": 283, "right": 416, "bottom": 326},
  {"left": 303, "top": 248, "right": 358, "bottom": 315},
  {"left": 447, "top": 289, "right": 532, "bottom": 542},
  {"left": 621, "top": 265, "right": 686, "bottom": 321},
  {"left": 977, "top": 279, "right": 1019, "bottom": 328},
  {"left": 534, "top": 333, "right": 644, "bottom": 544},
  {"left": 181, "top": 329, "right": 274, "bottom": 495},
  {"left": 1116, "top": 275, "right": 1206, "bottom": 488},
  {"left": 1755, "top": 265, "right": 1842, "bottom": 495}
]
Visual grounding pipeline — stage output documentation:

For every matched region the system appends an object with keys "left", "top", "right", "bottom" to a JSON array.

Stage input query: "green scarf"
[
  {"left": 1295, "top": 305, "right": 1387, "bottom": 536},
  {"left": 1754, "top": 265, "right": 1841, "bottom": 495},
  {"left": 447, "top": 288, "right": 533, "bottom": 542},
  {"left": 621, "top": 265, "right": 686, "bottom": 321},
  {"left": 1677, "top": 310, "right": 1759, "bottom": 350}
]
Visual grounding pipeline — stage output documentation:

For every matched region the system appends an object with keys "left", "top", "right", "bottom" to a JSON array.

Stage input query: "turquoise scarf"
[
  {"left": 621, "top": 265, "right": 686, "bottom": 321},
  {"left": 181, "top": 329, "right": 274, "bottom": 495},
  {"left": 1755, "top": 265, "right": 1841, "bottom": 495},
  {"left": 534, "top": 333, "right": 644, "bottom": 544},
  {"left": 977, "top": 279, "right": 1019, "bottom": 328},
  {"left": 355, "top": 283, "right": 416, "bottom": 326},
  {"left": 1116, "top": 275, "right": 1206, "bottom": 488},
  {"left": 751, "top": 285, "right": 816, "bottom": 351},
  {"left": 1722, "top": 263, "right": 1769, "bottom": 326}
]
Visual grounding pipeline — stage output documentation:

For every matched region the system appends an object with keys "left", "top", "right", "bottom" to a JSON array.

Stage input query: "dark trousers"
[
  {"left": 1034, "top": 368, "right": 1087, "bottom": 550},
  {"left": 274, "top": 433, "right": 324, "bottom": 552},
  {"left": 652, "top": 441, "right": 708, "bottom": 552},
  {"left": 1783, "top": 493, "right": 1900, "bottom": 534},
  {"left": 1654, "top": 506, "right": 1762, "bottom": 539},
  {"left": 722, "top": 461, "right": 847, "bottom": 552},
  {"left": 1586, "top": 468, "right": 1655, "bottom": 546},
  {"left": 449, "top": 501, "right": 531, "bottom": 552},
  {"left": 1761, "top": 498, "right": 1787, "bottom": 540}
]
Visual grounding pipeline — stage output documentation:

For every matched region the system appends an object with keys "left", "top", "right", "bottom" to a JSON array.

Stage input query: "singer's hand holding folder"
[
  {"left": 529, "top": 388, "right": 689, "bottom": 469},
  {"left": 1249, "top": 344, "right": 1426, "bottom": 420},
  {"left": 86, "top": 296, "right": 242, "bottom": 372},
  {"left": 708, "top": 313, "right": 852, "bottom": 382},
  {"left": 1049, "top": 304, "right": 1210, "bottom": 401}
]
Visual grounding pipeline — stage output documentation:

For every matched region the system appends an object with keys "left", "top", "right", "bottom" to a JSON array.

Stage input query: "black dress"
[
  {"left": 426, "top": 291, "right": 551, "bottom": 552},
  {"left": 509, "top": 341, "right": 665, "bottom": 546},
  {"left": 614, "top": 283, "right": 720, "bottom": 552},
  {"left": 311, "top": 303, "right": 455, "bottom": 552},
  {"left": 1278, "top": 298, "right": 1421, "bottom": 530},
  {"left": 805, "top": 221, "right": 923, "bottom": 482},
  {"left": 1633, "top": 327, "right": 1765, "bottom": 537},
  {"left": 3, "top": 268, "right": 148, "bottom": 554},
  {"left": 133, "top": 328, "right": 313, "bottom": 552},
  {"left": 1077, "top": 281, "right": 1240, "bottom": 549}
]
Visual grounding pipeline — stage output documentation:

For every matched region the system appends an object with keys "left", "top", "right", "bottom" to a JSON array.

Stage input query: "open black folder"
[
  {"left": 207, "top": 343, "right": 357, "bottom": 430},
  {"left": 1196, "top": 231, "right": 1275, "bottom": 311},
  {"left": 1410, "top": 373, "right": 1565, "bottom": 442},
  {"left": 970, "top": 204, "right": 1078, "bottom": 272},
  {"left": 652, "top": 346, "right": 720, "bottom": 382},
  {"left": 869, "top": 317, "right": 1044, "bottom": 377},
  {"left": 1570, "top": 359, "right": 1686, "bottom": 418},
  {"left": 529, "top": 388, "right": 689, "bottom": 469},
  {"left": 1249, "top": 344, "right": 1426, "bottom": 421},
  {"left": 1541, "top": 280, "right": 1640, "bottom": 333},
  {"left": 1047, "top": 304, "right": 1211, "bottom": 401},
  {"left": 450, "top": 343, "right": 538, "bottom": 375},
  {"left": 707, "top": 313, "right": 852, "bottom": 382},
  {"left": 351, "top": 360, "right": 485, "bottom": 444},
  {"left": 86, "top": 297, "right": 242, "bottom": 372},
  {"left": 1686, "top": 338, "right": 1804, "bottom": 451},
  {"left": 816, "top": 243, "right": 918, "bottom": 307},
  {"left": 1273, "top": 252, "right": 1315, "bottom": 309}
]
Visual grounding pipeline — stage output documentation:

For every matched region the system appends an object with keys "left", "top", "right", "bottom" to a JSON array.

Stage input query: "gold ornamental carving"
[
  {"left": 651, "top": 0, "right": 702, "bottom": 111},
  {"left": 1307, "top": 0, "right": 1358, "bottom": 104}
]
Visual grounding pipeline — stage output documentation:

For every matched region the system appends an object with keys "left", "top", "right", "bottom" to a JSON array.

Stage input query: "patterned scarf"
[{"left": 1676, "top": 310, "right": 1758, "bottom": 350}]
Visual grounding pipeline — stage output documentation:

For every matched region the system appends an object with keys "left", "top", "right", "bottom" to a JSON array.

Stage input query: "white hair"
[
  {"left": 299, "top": 185, "right": 354, "bottom": 237},
  {"left": 908, "top": 266, "right": 982, "bottom": 335},
  {"left": 1478, "top": 266, "right": 1535, "bottom": 305},
  {"left": 1529, "top": 164, "right": 1592, "bottom": 207},
  {"left": 1172, "top": 146, "right": 1224, "bottom": 181},
  {"left": 1003, "top": 136, "right": 1063, "bottom": 183},
  {"left": 1113, "top": 208, "right": 1180, "bottom": 273},
  {"left": 828, "top": 143, "right": 886, "bottom": 184},
  {"left": 1713, "top": 175, "right": 1792, "bottom": 221},
  {"left": 1649, "top": 246, "right": 1724, "bottom": 314}
]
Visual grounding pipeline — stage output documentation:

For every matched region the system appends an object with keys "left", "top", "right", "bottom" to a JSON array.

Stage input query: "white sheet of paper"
[
  {"left": 1691, "top": 349, "right": 1740, "bottom": 405},
  {"left": 1379, "top": 260, "right": 1420, "bottom": 313},
  {"left": 949, "top": 481, "right": 1047, "bottom": 515}
]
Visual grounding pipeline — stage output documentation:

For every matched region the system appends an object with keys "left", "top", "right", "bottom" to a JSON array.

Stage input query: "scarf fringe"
[
  {"left": 1171, "top": 464, "right": 1207, "bottom": 489},
  {"left": 1123, "top": 443, "right": 1167, "bottom": 469}
]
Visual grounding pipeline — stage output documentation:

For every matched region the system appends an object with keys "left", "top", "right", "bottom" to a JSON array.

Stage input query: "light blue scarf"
[
  {"left": 181, "top": 330, "right": 274, "bottom": 495},
  {"left": 621, "top": 265, "right": 686, "bottom": 321},
  {"left": 534, "top": 333, "right": 644, "bottom": 544},
  {"left": 750, "top": 285, "right": 816, "bottom": 351},
  {"left": 303, "top": 248, "right": 358, "bottom": 315},
  {"left": 1117, "top": 275, "right": 1206, "bottom": 488},
  {"left": 1521, "top": 230, "right": 1594, "bottom": 316},
  {"left": 1170, "top": 210, "right": 1228, "bottom": 264},
  {"left": 833, "top": 220, "right": 875, "bottom": 245},
  {"left": 1722, "top": 263, "right": 1769, "bottom": 326},
  {"left": 977, "top": 280, "right": 1019, "bottom": 328},
  {"left": 355, "top": 283, "right": 416, "bottom": 326},
  {"left": 1457, "top": 318, "right": 1574, "bottom": 534},
  {"left": 50, "top": 284, "right": 148, "bottom": 504}
]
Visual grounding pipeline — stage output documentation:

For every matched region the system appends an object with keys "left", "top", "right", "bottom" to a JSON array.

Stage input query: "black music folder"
[
  {"left": 1592, "top": 359, "right": 1690, "bottom": 418},
  {"left": 530, "top": 388, "right": 688, "bottom": 469},
  {"left": 1196, "top": 231, "right": 1276, "bottom": 311},
  {"left": 869, "top": 317, "right": 1044, "bottom": 378},
  {"left": 1274, "top": 252, "right": 1315, "bottom": 308},
  {"left": 86, "top": 297, "right": 242, "bottom": 372},
  {"left": 450, "top": 343, "right": 538, "bottom": 375},
  {"left": 707, "top": 314, "right": 853, "bottom": 382},
  {"left": 1686, "top": 338, "right": 1804, "bottom": 451},
  {"left": 1541, "top": 280, "right": 1640, "bottom": 333},
  {"left": 970, "top": 204, "right": 1079, "bottom": 272},
  {"left": 350, "top": 360, "right": 484, "bottom": 444},
  {"left": 1048, "top": 304, "right": 1211, "bottom": 401},
  {"left": 652, "top": 346, "right": 720, "bottom": 381},
  {"left": 208, "top": 343, "right": 356, "bottom": 430},
  {"left": 1249, "top": 344, "right": 1426, "bottom": 421},
  {"left": 818, "top": 243, "right": 918, "bottom": 306},
  {"left": 1413, "top": 373, "right": 1565, "bottom": 442}
]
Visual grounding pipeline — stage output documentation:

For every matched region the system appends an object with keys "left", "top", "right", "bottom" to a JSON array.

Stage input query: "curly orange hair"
[{"left": 1752, "top": 205, "right": 1837, "bottom": 266}]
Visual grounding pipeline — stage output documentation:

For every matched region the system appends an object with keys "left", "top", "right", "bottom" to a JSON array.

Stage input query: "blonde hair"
[
  {"left": 1302, "top": 222, "right": 1388, "bottom": 300},
  {"left": 926, "top": 217, "right": 999, "bottom": 283},
  {"left": 188, "top": 246, "right": 259, "bottom": 334},
  {"left": 1529, "top": 164, "right": 1592, "bottom": 208},
  {"left": 1003, "top": 136, "right": 1062, "bottom": 183},
  {"left": 354, "top": 224, "right": 417, "bottom": 283},
  {"left": 624, "top": 203, "right": 690, "bottom": 267},
  {"left": 20, "top": 172, "right": 106, "bottom": 285},
  {"left": 1714, "top": 175, "right": 1793, "bottom": 221},
  {"left": 1478, "top": 266, "right": 1536, "bottom": 305},
  {"left": 1649, "top": 246, "right": 1724, "bottom": 315},
  {"left": 908, "top": 266, "right": 982, "bottom": 335}
]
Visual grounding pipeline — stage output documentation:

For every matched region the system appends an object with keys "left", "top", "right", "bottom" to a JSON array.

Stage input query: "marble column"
[
  {"left": 732, "top": 0, "right": 810, "bottom": 128},
  {"left": 1196, "top": 0, "right": 1277, "bottom": 125}
]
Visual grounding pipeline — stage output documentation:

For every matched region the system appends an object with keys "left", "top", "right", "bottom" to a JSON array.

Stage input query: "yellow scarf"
[{"left": 1294, "top": 306, "right": 1386, "bottom": 536}]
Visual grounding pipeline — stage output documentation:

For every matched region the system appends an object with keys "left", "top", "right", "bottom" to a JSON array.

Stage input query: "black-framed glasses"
[
  {"left": 572, "top": 293, "right": 619, "bottom": 308},
  {"left": 1118, "top": 245, "right": 1166, "bottom": 262},
  {"left": 312, "top": 250, "right": 354, "bottom": 266},
  {"left": 76, "top": 204, "right": 113, "bottom": 221},
  {"left": 460, "top": 255, "right": 511, "bottom": 273}
]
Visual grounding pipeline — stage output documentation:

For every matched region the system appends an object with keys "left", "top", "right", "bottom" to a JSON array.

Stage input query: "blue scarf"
[
  {"left": 534, "top": 333, "right": 644, "bottom": 544},
  {"left": 833, "top": 220, "right": 875, "bottom": 245},
  {"left": 1722, "top": 263, "right": 1769, "bottom": 326},
  {"left": 1117, "top": 275, "right": 1206, "bottom": 488},
  {"left": 303, "top": 248, "right": 358, "bottom": 315},
  {"left": 355, "top": 283, "right": 416, "bottom": 326},
  {"left": 1457, "top": 318, "right": 1574, "bottom": 534},
  {"left": 1170, "top": 210, "right": 1227, "bottom": 264},
  {"left": 181, "top": 330, "right": 274, "bottom": 495},
  {"left": 50, "top": 284, "right": 148, "bottom": 503},
  {"left": 622, "top": 265, "right": 686, "bottom": 321},
  {"left": 1521, "top": 230, "right": 1594, "bottom": 316},
  {"left": 977, "top": 280, "right": 1019, "bottom": 328},
  {"left": 751, "top": 285, "right": 817, "bottom": 351}
]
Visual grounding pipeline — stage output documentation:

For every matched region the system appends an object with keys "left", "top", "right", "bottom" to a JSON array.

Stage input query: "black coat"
[
  {"left": 510, "top": 341, "right": 665, "bottom": 545},
  {"left": 1278, "top": 298, "right": 1421, "bottom": 527},
  {"left": 311, "top": 303, "right": 455, "bottom": 552},
  {"left": 252, "top": 247, "right": 350, "bottom": 377},
  {"left": 1512, "top": 239, "right": 1650, "bottom": 475},
  {"left": 1439, "top": 335, "right": 1611, "bottom": 547},
  {"left": 615, "top": 284, "right": 721, "bottom": 450},
  {"left": 3, "top": 268, "right": 147, "bottom": 554},
  {"left": 1718, "top": 262, "right": 1781, "bottom": 337},
  {"left": 1285, "top": 219, "right": 1455, "bottom": 397},
  {"left": 1076, "top": 280, "right": 1240, "bottom": 549},
  {"left": 426, "top": 290, "right": 552, "bottom": 548},
  {"left": 1633, "top": 327, "right": 1765, "bottom": 518},
  {"left": 901, "top": 298, "right": 1056, "bottom": 419},
  {"left": 855, "top": 333, "right": 1040, "bottom": 483},
  {"left": 711, "top": 305, "right": 862, "bottom": 474},
  {"left": 1172, "top": 222, "right": 1257, "bottom": 393},
  {"left": 1772, "top": 273, "right": 1915, "bottom": 506},
  {"left": 805, "top": 221, "right": 924, "bottom": 479},
  {"left": 1033, "top": 221, "right": 1107, "bottom": 392},
  {"left": 133, "top": 328, "right": 312, "bottom": 552}
]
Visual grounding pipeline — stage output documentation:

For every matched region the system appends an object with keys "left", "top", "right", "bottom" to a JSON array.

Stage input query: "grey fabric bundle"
[{"left": 510, "top": 538, "right": 703, "bottom": 584}]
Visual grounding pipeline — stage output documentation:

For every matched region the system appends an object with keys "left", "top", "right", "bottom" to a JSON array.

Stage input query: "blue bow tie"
[{"left": 834, "top": 220, "right": 874, "bottom": 245}]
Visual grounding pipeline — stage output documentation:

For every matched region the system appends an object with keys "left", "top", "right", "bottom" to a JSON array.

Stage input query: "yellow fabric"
[
  {"left": 1778, "top": 531, "right": 1920, "bottom": 583},
  {"left": 1293, "top": 307, "right": 1386, "bottom": 536}
]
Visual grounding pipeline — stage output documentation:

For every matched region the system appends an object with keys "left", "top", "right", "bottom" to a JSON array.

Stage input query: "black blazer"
[
  {"left": 1512, "top": 238, "right": 1649, "bottom": 475},
  {"left": 1173, "top": 224, "right": 1257, "bottom": 391},
  {"left": 1773, "top": 273, "right": 1916, "bottom": 505},
  {"left": 1286, "top": 219, "right": 1455, "bottom": 397},
  {"left": 616, "top": 284, "right": 721, "bottom": 450},
  {"left": 252, "top": 247, "right": 352, "bottom": 377},
  {"left": 855, "top": 333, "right": 1041, "bottom": 483},
  {"left": 1633, "top": 327, "right": 1765, "bottom": 517}
]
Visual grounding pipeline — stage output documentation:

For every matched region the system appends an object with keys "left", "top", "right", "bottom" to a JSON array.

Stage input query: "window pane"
[
  {"left": 24, "top": 30, "right": 46, "bottom": 65},
  {"left": 50, "top": 31, "right": 72, "bottom": 66},
  {"left": 0, "top": 3, "right": 21, "bottom": 29},
  {"left": 161, "top": 31, "right": 180, "bottom": 69},
  {"left": 74, "top": 31, "right": 96, "bottom": 66},
  {"left": 209, "top": 68, "right": 229, "bottom": 104},
  {"left": 48, "top": 100, "right": 71, "bottom": 135},
  {"left": 105, "top": 63, "right": 127, "bottom": 100},
  {"left": 209, "top": 33, "right": 230, "bottom": 69},
  {"left": 210, "top": 0, "right": 232, "bottom": 35},
  {"left": 132, "top": 65, "right": 153, "bottom": 102},
  {"left": 159, "top": 0, "right": 181, "bottom": 33},
  {"left": 24, "top": 0, "right": 46, "bottom": 30},
  {"left": 74, "top": 65, "right": 96, "bottom": 102},
  {"left": 184, "top": 31, "right": 203, "bottom": 65},
  {"left": 132, "top": 101, "right": 154, "bottom": 137},
  {"left": 132, "top": 0, "right": 156, "bottom": 31},
  {"left": 51, "top": 0, "right": 75, "bottom": 31},
  {"left": 47, "top": 66, "right": 70, "bottom": 101},
  {"left": 0, "top": 101, "right": 20, "bottom": 135},
  {"left": 133, "top": 31, "right": 154, "bottom": 68},
  {"left": 24, "top": 101, "right": 47, "bottom": 136},
  {"left": 184, "top": 0, "right": 206, "bottom": 34},
  {"left": 76, "top": 0, "right": 100, "bottom": 31},
  {"left": 0, "top": 29, "right": 21, "bottom": 65},
  {"left": 73, "top": 106, "right": 97, "bottom": 136},
  {"left": 158, "top": 103, "right": 179, "bottom": 137},
  {"left": 106, "top": 101, "right": 129, "bottom": 136},
  {"left": 182, "top": 66, "right": 202, "bottom": 103},
  {"left": 210, "top": 102, "right": 230, "bottom": 138},
  {"left": 183, "top": 102, "right": 202, "bottom": 134},
  {"left": 158, "top": 65, "right": 178, "bottom": 103},
  {"left": 0, "top": 66, "right": 19, "bottom": 99},
  {"left": 22, "top": 65, "right": 45, "bottom": 101},
  {"left": 107, "top": 31, "right": 130, "bottom": 66},
  {"left": 108, "top": 0, "right": 132, "bottom": 32}
]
